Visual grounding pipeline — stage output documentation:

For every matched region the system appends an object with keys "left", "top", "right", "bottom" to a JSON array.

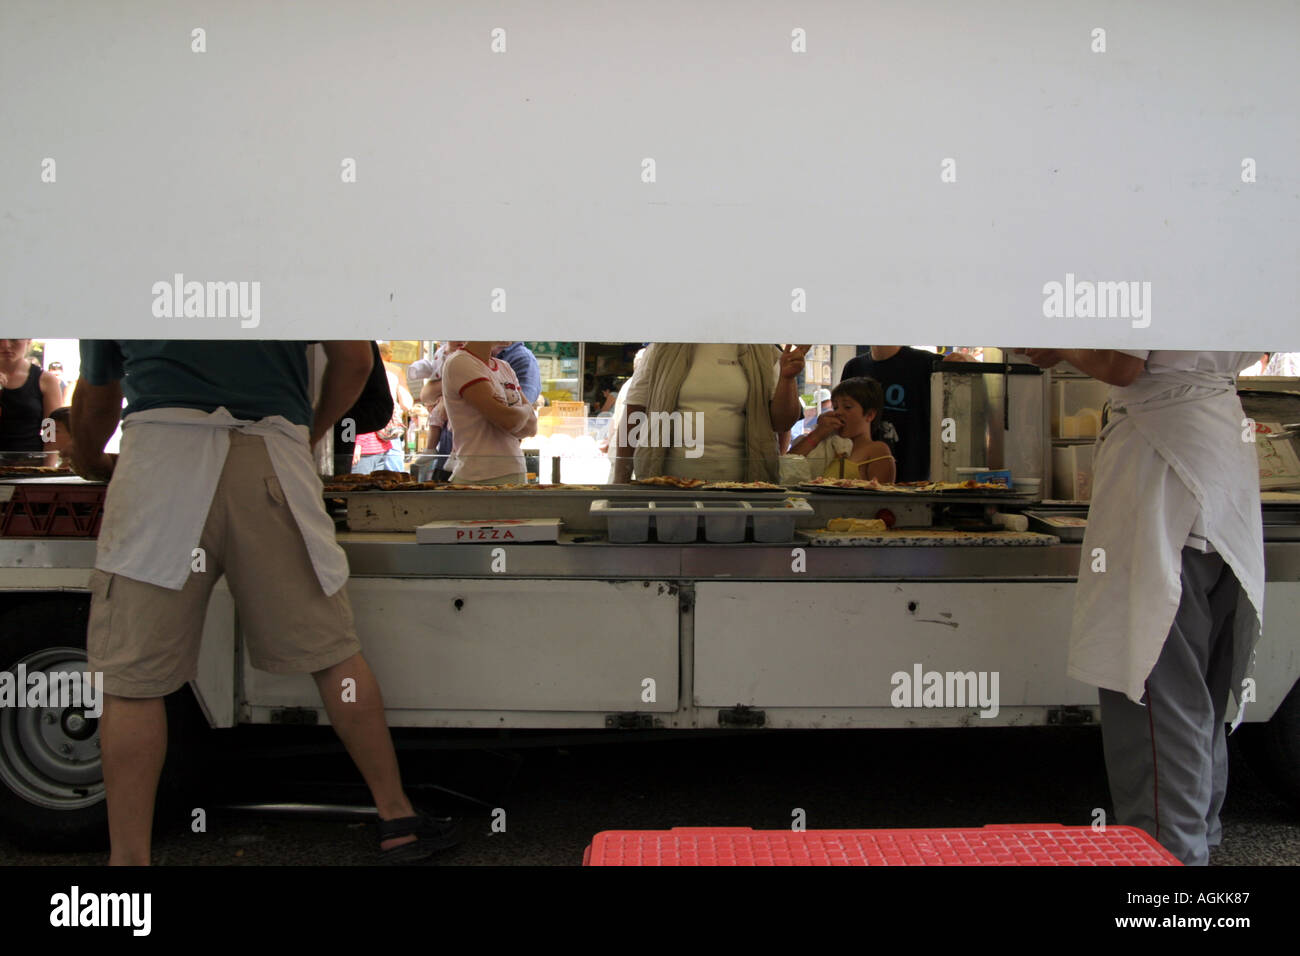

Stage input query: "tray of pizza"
[
  {"left": 797, "top": 524, "right": 1060, "bottom": 547},
  {"left": 627, "top": 476, "right": 709, "bottom": 490},
  {"left": 698, "top": 480, "right": 790, "bottom": 494},
  {"left": 797, "top": 477, "right": 1025, "bottom": 497}
]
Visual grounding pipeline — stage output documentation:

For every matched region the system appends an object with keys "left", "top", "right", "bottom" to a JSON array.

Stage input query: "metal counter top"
[{"left": 3, "top": 534, "right": 1299, "bottom": 582}]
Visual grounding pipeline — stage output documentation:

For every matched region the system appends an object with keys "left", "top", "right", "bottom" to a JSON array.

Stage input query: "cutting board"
[{"left": 796, "top": 529, "right": 1060, "bottom": 547}]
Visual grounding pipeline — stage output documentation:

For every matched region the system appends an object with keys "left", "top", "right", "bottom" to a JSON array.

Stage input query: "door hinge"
[
  {"left": 1047, "top": 706, "right": 1094, "bottom": 726},
  {"left": 270, "top": 707, "right": 320, "bottom": 726},
  {"left": 719, "top": 705, "right": 766, "bottom": 728},
  {"left": 605, "top": 713, "right": 660, "bottom": 730}
]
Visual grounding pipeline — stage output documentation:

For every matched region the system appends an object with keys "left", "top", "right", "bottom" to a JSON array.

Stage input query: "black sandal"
[{"left": 377, "top": 811, "right": 461, "bottom": 864}]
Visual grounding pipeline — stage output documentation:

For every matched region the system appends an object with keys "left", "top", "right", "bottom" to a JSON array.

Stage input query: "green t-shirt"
[{"left": 79, "top": 341, "right": 313, "bottom": 426}]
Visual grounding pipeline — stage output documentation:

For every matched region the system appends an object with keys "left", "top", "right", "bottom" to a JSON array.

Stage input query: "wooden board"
[{"left": 797, "top": 529, "right": 1060, "bottom": 547}]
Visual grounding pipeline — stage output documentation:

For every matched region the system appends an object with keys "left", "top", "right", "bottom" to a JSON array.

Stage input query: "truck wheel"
[
  {"left": 1242, "top": 678, "right": 1300, "bottom": 813},
  {"left": 0, "top": 594, "right": 209, "bottom": 852},
  {"left": 0, "top": 632, "right": 107, "bottom": 848}
]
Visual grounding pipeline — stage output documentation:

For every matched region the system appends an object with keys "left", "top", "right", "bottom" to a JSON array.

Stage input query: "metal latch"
[
  {"left": 1047, "top": 706, "right": 1094, "bottom": 726},
  {"left": 605, "top": 713, "right": 658, "bottom": 730},
  {"left": 718, "top": 706, "right": 766, "bottom": 728},
  {"left": 270, "top": 707, "right": 320, "bottom": 726}
]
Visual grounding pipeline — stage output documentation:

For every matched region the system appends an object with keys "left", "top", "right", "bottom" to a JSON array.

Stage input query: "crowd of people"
[
  {"left": 4, "top": 337, "right": 1290, "bottom": 868},
  {"left": 0, "top": 338, "right": 1040, "bottom": 487}
]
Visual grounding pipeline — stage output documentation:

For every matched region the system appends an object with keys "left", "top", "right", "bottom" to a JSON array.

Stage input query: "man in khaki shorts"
[{"left": 71, "top": 340, "right": 456, "bottom": 865}]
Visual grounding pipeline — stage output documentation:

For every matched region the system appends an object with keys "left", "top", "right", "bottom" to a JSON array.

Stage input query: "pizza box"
[{"left": 415, "top": 517, "right": 561, "bottom": 543}]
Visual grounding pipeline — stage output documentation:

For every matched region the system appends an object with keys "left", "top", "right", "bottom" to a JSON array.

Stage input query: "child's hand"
[{"left": 812, "top": 412, "right": 844, "bottom": 437}]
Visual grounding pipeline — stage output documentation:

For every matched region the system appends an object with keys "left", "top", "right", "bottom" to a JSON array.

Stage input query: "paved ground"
[{"left": 2, "top": 726, "right": 1296, "bottom": 866}]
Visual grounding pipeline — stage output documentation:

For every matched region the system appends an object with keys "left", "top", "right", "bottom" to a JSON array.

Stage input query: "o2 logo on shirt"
[{"left": 885, "top": 384, "right": 905, "bottom": 409}]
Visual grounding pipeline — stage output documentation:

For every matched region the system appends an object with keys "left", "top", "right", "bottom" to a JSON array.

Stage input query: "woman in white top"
[
  {"left": 613, "top": 344, "right": 807, "bottom": 483},
  {"left": 441, "top": 341, "right": 537, "bottom": 485}
]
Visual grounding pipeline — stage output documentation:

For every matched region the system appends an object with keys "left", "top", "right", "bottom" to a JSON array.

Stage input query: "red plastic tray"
[
  {"left": 0, "top": 484, "right": 105, "bottom": 537},
  {"left": 582, "top": 825, "right": 1181, "bottom": 866}
]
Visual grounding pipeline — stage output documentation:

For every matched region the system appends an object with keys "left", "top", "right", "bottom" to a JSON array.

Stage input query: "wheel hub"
[{"left": 0, "top": 648, "right": 104, "bottom": 811}]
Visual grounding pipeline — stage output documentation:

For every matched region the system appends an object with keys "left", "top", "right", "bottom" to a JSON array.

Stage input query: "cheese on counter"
[{"left": 827, "top": 517, "right": 888, "bottom": 533}]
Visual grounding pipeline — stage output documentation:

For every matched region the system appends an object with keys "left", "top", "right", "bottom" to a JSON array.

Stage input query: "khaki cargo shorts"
[{"left": 87, "top": 432, "right": 362, "bottom": 698}]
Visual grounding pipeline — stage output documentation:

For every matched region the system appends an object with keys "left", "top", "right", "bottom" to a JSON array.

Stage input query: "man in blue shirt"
[{"left": 72, "top": 340, "right": 457, "bottom": 864}]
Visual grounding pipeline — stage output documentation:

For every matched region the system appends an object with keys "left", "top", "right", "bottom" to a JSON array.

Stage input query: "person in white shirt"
[
  {"left": 612, "top": 344, "right": 807, "bottom": 483},
  {"left": 1025, "top": 348, "right": 1264, "bottom": 865},
  {"left": 440, "top": 341, "right": 537, "bottom": 484}
]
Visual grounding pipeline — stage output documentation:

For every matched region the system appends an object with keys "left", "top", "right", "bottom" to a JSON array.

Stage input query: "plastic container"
[
  {"left": 1052, "top": 444, "right": 1094, "bottom": 501},
  {"left": 583, "top": 824, "right": 1180, "bottom": 866},
  {"left": 0, "top": 483, "right": 106, "bottom": 537},
  {"left": 589, "top": 498, "right": 813, "bottom": 543},
  {"left": 1016, "top": 477, "right": 1042, "bottom": 499},
  {"left": 958, "top": 467, "right": 1012, "bottom": 488},
  {"left": 702, "top": 501, "right": 748, "bottom": 542},
  {"left": 1052, "top": 378, "right": 1109, "bottom": 438},
  {"left": 652, "top": 501, "right": 701, "bottom": 543},
  {"left": 749, "top": 500, "right": 810, "bottom": 542},
  {"left": 598, "top": 500, "right": 651, "bottom": 543}
]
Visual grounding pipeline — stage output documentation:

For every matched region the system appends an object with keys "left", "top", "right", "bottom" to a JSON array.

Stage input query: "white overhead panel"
[{"left": 2, "top": 1, "right": 1295, "bottom": 347}]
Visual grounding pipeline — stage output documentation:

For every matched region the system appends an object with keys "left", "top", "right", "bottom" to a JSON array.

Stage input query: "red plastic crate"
[
  {"left": 582, "top": 825, "right": 1181, "bottom": 866},
  {"left": 0, "top": 483, "right": 105, "bottom": 537}
]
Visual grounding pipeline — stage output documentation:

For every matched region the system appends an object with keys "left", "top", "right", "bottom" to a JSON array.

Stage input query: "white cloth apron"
[
  {"left": 1067, "top": 369, "right": 1264, "bottom": 722},
  {"left": 96, "top": 407, "right": 349, "bottom": 595}
]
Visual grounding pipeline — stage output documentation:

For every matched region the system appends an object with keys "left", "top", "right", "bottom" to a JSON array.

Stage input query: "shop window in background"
[{"left": 525, "top": 341, "right": 580, "bottom": 404}]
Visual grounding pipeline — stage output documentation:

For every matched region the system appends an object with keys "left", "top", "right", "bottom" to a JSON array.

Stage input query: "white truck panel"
[{"left": 239, "top": 579, "right": 680, "bottom": 714}]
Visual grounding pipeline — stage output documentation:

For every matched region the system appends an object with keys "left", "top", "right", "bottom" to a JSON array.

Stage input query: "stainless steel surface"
[
  {"left": 930, "top": 363, "right": 1048, "bottom": 489},
  {"left": 4, "top": 535, "right": 1299, "bottom": 580},
  {"left": 1022, "top": 508, "right": 1089, "bottom": 542},
  {"left": 341, "top": 488, "right": 925, "bottom": 533},
  {"left": 1262, "top": 507, "right": 1300, "bottom": 541},
  {"left": 339, "top": 533, "right": 684, "bottom": 578},
  {"left": 0, "top": 538, "right": 98, "bottom": 569}
]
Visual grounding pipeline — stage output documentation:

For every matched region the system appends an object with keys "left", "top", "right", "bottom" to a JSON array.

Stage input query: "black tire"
[
  {"left": 1240, "top": 678, "right": 1300, "bottom": 813},
  {"left": 0, "top": 592, "right": 211, "bottom": 852}
]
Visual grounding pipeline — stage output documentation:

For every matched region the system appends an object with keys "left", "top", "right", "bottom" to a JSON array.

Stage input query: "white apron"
[
  {"left": 1067, "top": 369, "right": 1264, "bottom": 723},
  {"left": 97, "top": 407, "right": 349, "bottom": 595}
]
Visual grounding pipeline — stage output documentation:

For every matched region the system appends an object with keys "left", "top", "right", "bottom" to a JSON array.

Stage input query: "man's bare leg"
[
  {"left": 312, "top": 653, "right": 417, "bottom": 850},
  {"left": 101, "top": 695, "right": 167, "bottom": 866}
]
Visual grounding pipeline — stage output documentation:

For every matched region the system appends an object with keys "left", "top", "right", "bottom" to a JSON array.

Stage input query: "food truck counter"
[
  {"left": 6, "top": 529, "right": 1300, "bottom": 583},
  {"left": 331, "top": 533, "right": 1300, "bottom": 582}
]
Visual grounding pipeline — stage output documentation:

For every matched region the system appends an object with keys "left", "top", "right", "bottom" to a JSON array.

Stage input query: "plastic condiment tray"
[{"left": 589, "top": 498, "right": 813, "bottom": 543}]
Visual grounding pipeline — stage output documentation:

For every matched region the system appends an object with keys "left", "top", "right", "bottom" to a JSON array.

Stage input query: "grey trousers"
[{"left": 1098, "top": 547, "right": 1239, "bottom": 866}]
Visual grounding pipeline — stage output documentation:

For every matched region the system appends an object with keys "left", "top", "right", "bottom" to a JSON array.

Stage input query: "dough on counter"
[{"left": 827, "top": 517, "right": 888, "bottom": 533}]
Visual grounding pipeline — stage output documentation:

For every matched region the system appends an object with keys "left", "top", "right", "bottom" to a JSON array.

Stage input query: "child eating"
[{"left": 787, "top": 376, "right": 896, "bottom": 482}]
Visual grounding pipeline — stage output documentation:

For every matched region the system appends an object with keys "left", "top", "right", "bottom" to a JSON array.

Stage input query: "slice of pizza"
[{"left": 370, "top": 470, "right": 413, "bottom": 482}]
